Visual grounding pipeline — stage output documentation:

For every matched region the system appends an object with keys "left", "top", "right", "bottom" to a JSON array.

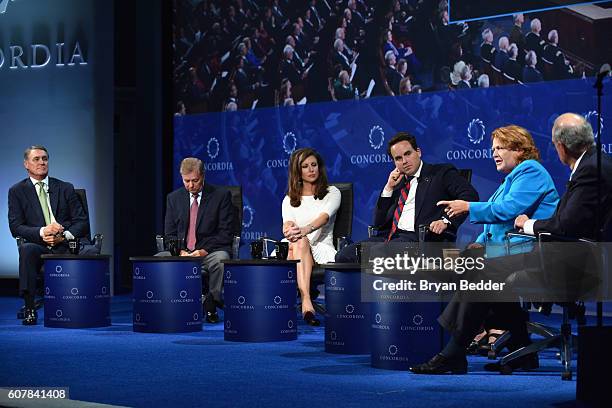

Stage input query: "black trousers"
[{"left": 437, "top": 251, "right": 537, "bottom": 348}]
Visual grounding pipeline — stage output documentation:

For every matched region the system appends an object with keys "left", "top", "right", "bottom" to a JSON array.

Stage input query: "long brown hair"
[{"left": 287, "top": 148, "right": 329, "bottom": 207}]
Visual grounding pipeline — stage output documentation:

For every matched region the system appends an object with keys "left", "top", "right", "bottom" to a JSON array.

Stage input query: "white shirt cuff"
[
  {"left": 39, "top": 227, "right": 46, "bottom": 237},
  {"left": 381, "top": 188, "right": 393, "bottom": 197},
  {"left": 523, "top": 219, "right": 536, "bottom": 236}
]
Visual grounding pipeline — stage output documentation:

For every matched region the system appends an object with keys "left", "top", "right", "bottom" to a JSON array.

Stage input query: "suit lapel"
[
  {"left": 196, "top": 183, "right": 212, "bottom": 229},
  {"left": 414, "top": 163, "right": 431, "bottom": 223},
  {"left": 48, "top": 178, "right": 60, "bottom": 217},
  {"left": 180, "top": 189, "right": 190, "bottom": 236},
  {"left": 24, "top": 179, "right": 46, "bottom": 225}
]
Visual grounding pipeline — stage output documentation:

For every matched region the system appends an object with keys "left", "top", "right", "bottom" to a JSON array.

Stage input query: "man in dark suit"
[
  {"left": 335, "top": 132, "right": 479, "bottom": 262},
  {"left": 164, "top": 157, "right": 233, "bottom": 323},
  {"left": 8, "top": 145, "right": 92, "bottom": 325},
  {"left": 410, "top": 113, "right": 612, "bottom": 375}
]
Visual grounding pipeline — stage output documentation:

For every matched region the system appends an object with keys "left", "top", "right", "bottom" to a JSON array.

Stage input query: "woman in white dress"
[{"left": 282, "top": 148, "right": 341, "bottom": 326}]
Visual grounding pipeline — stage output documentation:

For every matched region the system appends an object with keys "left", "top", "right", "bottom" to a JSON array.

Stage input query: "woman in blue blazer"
[{"left": 438, "top": 124, "right": 559, "bottom": 350}]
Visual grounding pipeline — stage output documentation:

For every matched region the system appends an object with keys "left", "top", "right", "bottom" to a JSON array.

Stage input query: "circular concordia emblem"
[
  {"left": 274, "top": 296, "right": 282, "bottom": 305},
  {"left": 283, "top": 131, "right": 297, "bottom": 155},
  {"left": 369, "top": 125, "right": 385, "bottom": 150},
  {"left": 345, "top": 304, "right": 355, "bottom": 314},
  {"left": 135, "top": 267, "right": 140, "bottom": 276},
  {"left": 207, "top": 137, "right": 220, "bottom": 159},
  {"left": 56, "top": 309, "right": 63, "bottom": 318},
  {"left": 55, "top": 265, "right": 62, "bottom": 273},
  {"left": 102, "top": 286, "right": 107, "bottom": 295},
  {"left": 467, "top": 118, "right": 486, "bottom": 145},
  {"left": 388, "top": 344, "right": 398, "bottom": 356},
  {"left": 225, "top": 320, "right": 232, "bottom": 329},
  {"left": 330, "top": 330, "right": 337, "bottom": 341},
  {"left": 287, "top": 320, "right": 294, "bottom": 329},
  {"left": 584, "top": 110, "right": 603, "bottom": 139},
  {"left": 192, "top": 267, "right": 198, "bottom": 275},
  {"left": 330, "top": 276, "right": 337, "bottom": 286},
  {"left": 193, "top": 313, "right": 199, "bottom": 321},
  {"left": 375, "top": 313, "right": 382, "bottom": 324},
  {"left": 226, "top": 270, "right": 232, "bottom": 279},
  {"left": 413, "top": 314, "right": 424, "bottom": 326},
  {"left": 242, "top": 205, "right": 254, "bottom": 229},
  {"left": 70, "top": 288, "right": 79, "bottom": 295},
  {"left": 45, "top": 287, "right": 50, "bottom": 295},
  {"left": 135, "top": 313, "right": 141, "bottom": 322},
  {"left": 238, "top": 296, "right": 246, "bottom": 305},
  {"left": 146, "top": 291, "right": 154, "bottom": 299},
  {"left": 180, "top": 290, "right": 188, "bottom": 299},
  {"left": 287, "top": 270, "right": 293, "bottom": 279}
]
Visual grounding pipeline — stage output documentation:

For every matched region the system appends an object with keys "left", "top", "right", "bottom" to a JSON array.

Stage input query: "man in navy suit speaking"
[
  {"left": 164, "top": 157, "right": 233, "bottom": 323},
  {"left": 8, "top": 145, "right": 93, "bottom": 325}
]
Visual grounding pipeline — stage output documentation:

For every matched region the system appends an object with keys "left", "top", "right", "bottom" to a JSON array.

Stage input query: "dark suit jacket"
[
  {"left": 534, "top": 148, "right": 612, "bottom": 240},
  {"left": 164, "top": 183, "right": 233, "bottom": 253},
  {"left": 374, "top": 163, "right": 479, "bottom": 238},
  {"left": 8, "top": 177, "right": 89, "bottom": 245}
]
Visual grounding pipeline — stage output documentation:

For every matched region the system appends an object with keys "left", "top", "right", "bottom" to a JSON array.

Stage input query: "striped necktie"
[
  {"left": 387, "top": 178, "right": 412, "bottom": 241},
  {"left": 37, "top": 182, "right": 51, "bottom": 226}
]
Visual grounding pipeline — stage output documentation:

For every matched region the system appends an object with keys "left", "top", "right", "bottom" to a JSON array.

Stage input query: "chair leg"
[
  {"left": 560, "top": 308, "right": 573, "bottom": 380},
  {"left": 489, "top": 330, "right": 512, "bottom": 359}
]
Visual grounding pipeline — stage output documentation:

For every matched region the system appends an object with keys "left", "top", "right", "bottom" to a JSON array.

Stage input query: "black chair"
[
  {"left": 16, "top": 188, "right": 103, "bottom": 319},
  {"left": 225, "top": 185, "right": 243, "bottom": 259},
  {"left": 308, "top": 183, "right": 354, "bottom": 314},
  {"left": 494, "top": 229, "right": 609, "bottom": 379}
]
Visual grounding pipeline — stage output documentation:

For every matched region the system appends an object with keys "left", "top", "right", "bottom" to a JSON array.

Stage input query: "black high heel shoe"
[{"left": 303, "top": 311, "right": 320, "bottom": 326}]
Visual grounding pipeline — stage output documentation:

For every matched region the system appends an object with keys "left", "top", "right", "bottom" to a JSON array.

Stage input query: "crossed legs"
[{"left": 288, "top": 237, "right": 315, "bottom": 316}]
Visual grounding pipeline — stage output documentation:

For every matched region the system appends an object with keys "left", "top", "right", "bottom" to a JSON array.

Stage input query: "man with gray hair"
[
  {"left": 480, "top": 28, "right": 495, "bottom": 66},
  {"left": 525, "top": 18, "right": 545, "bottom": 61},
  {"left": 163, "top": 157, "right": 234, "bottom": 323},
  {"left": 8, "top": 145, "right": 95, "bottom": 325},
  {"left": 494, "top": 36, "right": 509, "bottom": 71},
  {"left": 509, "top": 14, "right": 526, "bottom": 60},
  {"left": 543, "top": 29, "right": 574, "bottom": 80},
  {"left": 516, "top": 113, "right": 612, "bottom": 239}
]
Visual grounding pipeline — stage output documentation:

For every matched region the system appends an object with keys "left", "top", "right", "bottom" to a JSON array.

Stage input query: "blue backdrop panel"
[{"left": 174, "top": 79, "right": 610, "bottom": 256}]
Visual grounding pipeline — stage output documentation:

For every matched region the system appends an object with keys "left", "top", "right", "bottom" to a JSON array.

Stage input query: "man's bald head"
[{"left": 552, "top": 113, "right": 595, "bottom": 159}]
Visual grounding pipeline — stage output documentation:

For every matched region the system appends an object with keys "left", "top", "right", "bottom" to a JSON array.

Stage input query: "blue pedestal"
[
  {"left": 323, "top": 264, "right": 370, "bottom": 354},
  {"left": 222, "top": 260, "right": 298, "bottom": 342},
  {"left": 130, "top": 257, "right": 203, "bottom": 333},
  {"left": 370, "top": 276, "right": 445, "bottom": 370},
  {"left": 42, "top": 255, "right": 111, "bottom": 328}
]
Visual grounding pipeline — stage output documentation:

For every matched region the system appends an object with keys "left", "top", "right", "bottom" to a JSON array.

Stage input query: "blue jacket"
[{"left": 470, "top": 160, "right": 559, "bottom": 257}]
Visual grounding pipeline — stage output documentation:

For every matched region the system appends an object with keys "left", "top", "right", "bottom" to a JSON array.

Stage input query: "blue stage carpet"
[{"left": 0, "top": 295, "right": 596, "bottom": 408}]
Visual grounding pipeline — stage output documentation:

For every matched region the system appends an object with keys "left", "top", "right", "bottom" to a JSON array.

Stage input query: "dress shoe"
[
  {"left": 22, "top": 308, "right": 38, "bottom": 326},
  {"left": 484, "top": 352, "right": 539, "bottom": 374},
  {"left": 206, "top": 311, "right": 220, "bottom": 324},
  {"left": 303, "top": 311, "right": 320, "bottom": 327},
  {"left": 409, "top": 353, "right": 468, "bottom": 374}
]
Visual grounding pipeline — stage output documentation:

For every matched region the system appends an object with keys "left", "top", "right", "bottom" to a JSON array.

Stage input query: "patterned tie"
[
  {"left": 37, "top": 182, "right": 51, "bottom": 226},
  {"left": 387, "top": 178, "right": 412, "bottom": 242},
  {"left": 186, "top": 193, "right": 199, "bottom": 251}
]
